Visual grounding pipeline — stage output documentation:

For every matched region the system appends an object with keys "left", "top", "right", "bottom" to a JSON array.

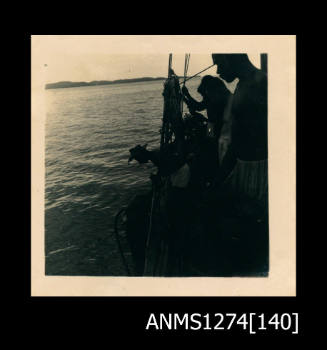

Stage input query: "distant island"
[
  {"left": 45, "top": 77, "right": 167, "bottom": 90},
  {"left": 45, "top": 76, "right": 202, "bottom": 90}
]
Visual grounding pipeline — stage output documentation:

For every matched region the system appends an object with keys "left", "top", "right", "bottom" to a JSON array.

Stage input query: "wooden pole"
[{"left": 261, "top": 53, "right": 267, "bottom": 74}]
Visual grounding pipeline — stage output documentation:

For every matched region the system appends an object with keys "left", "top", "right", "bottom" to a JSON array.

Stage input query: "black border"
[{"left": 24, "top": 31, "right": 302, "bottom": 337}]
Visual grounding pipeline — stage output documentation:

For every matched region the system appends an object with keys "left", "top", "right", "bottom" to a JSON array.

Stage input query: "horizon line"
[{"left": 46, "top": 75, "right": 202, "bottom": 85}]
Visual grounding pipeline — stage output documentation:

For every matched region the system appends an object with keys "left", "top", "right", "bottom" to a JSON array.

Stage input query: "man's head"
[
  {"left": 212, "top": 54, "right": 252, "bottom": 82},
  {"left": 197, "top": 75, "right": 215, "bottom": 95},
  {"left": 198, "top": 75, "right": 229, "bottom": 102},
  {"left": 198, "top": 75, "right": 228, "bottom": 96}
]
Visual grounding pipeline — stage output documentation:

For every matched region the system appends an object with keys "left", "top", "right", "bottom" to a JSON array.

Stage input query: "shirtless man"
[
  {"left": 212, "top": 54, "right": 268, "bottom": 211},
  {"left": 182, "top": 75, "right": 231, "bottom": 187},
  {"left": 182, "top": 75, "right": 230, "bottom": 142}
]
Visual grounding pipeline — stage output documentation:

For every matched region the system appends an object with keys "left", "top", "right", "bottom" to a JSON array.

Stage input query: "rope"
[
  {"left": 146, "top": 190, "right": 156, "bottom": 248},
  {"left": 145, "top": 53, "right": 192, "bottom": 275},
  {"left": 183, "top": 54, "right": 190, "bottom": 85},
  {"left": 181, "top": 54, "right": 190, "bottom": 115},
  {"left": 179, "top": 63, "right": 215, "bottom": 85},
  {"left": 142, "top": 184, "right": 157, "bottom": 275},
  {"left": 144, "top": 54, "right": 179, "bottom": 275},
  {"left": 114, "top": 208, "right": 131, "bottom": 276}
]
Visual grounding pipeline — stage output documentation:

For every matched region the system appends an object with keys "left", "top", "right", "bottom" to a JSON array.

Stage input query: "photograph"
[{"left": 31, "top": 35, "right": 295, "bottom": 296}]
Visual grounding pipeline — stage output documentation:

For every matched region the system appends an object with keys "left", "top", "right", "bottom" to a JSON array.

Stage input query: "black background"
[{"left": 20, "top": 13, "right": 304, "bottom": 338}]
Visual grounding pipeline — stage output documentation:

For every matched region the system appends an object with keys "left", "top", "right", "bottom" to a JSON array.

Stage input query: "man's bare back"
[
  {"left": 231, "top": 69, "right": 268, "bottom": 161},
  {"left": 211, "top": 54, "right": 269, "bottom": 184}
]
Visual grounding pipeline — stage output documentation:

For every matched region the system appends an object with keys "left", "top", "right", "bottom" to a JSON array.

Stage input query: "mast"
[
  {"left": 161, "top": 54, "right": 184, "bottom": 151},
  {"left": 261, "top": 53, "right": 267, "bottom": 74}
]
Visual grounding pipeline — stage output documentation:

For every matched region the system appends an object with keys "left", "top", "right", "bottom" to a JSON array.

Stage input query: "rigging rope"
[
  {"left": 143, "top": 54, "right": 213, "bottom": 276},
  {"left": 179, "top": 63, "right": 215, "bottom": 85},
  {"left": 142, "top": 184, "right": 157, "bottom": 275},
  {"left": 144, "top": 53, "right": 184, "bottom": 275},
  {"left": 183, "top": 54, "right": 190, "bottom": 85},
  {"left": 114, "top": 208, "right": 131, "bottom": 276},
  {"left": 181, "top": 53, "right": 190, "bottom": 115}
]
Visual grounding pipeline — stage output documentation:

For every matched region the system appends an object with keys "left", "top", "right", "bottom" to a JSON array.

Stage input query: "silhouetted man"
[
  {"left": 182, "top": 75, "right": 231, "bottom": 186},
  {"left": 212, "top": 54, "right": 268, "bottom": 212},
  {"left": 182, "top": 75, "right": 230, "bottom": 142}
]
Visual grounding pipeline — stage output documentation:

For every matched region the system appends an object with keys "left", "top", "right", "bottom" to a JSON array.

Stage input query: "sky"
[{"left": 32, "top": 36, "right": 262, "bottom": 84}]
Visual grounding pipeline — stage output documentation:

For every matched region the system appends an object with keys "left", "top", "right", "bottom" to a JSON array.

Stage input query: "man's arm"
[
  {"left": 128, "top": 145, "right": 185, "bottom": 177},
  {"left": 128, "top": 145, "right": 160, "bottom": 166},
  {"left": 182, "top": 86, "right": 207, "bottom": 112}
]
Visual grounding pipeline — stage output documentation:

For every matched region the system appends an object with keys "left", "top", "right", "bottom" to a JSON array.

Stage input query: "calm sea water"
[{"left": 45, "top": 78, "right": 202, "bottom": 275}]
